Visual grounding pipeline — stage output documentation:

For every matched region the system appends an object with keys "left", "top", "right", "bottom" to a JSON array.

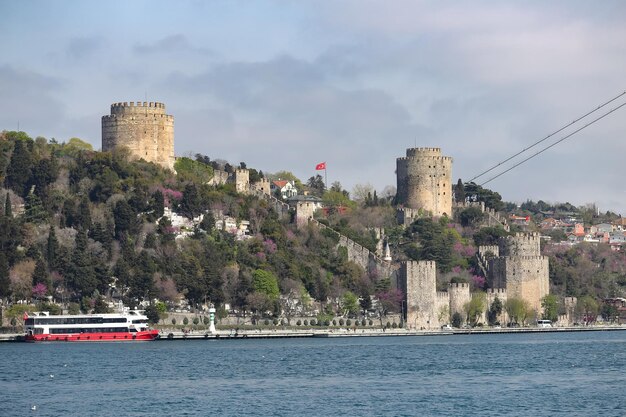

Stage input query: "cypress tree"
[
  {"left": 47, "top": 226, "right": 59, "bottom": 271},
  {"left": 0, "top": 252, "right": 11, "bottom": 299},
  {"left": 5, "top": 193, "right": 12, "bottom": 217}
]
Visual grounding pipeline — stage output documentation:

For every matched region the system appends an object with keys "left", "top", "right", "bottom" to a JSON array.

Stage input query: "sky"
[{"left": 1, "top": 1, "right": 625, "bottom": 214}]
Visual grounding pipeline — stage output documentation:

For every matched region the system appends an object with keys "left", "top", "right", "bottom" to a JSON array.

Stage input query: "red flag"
[
  {"left": 315, "top": 162, "right": 326, "bottom": 170},
  {"left": 23, "top": 312, "right": 29, "bottom": 320}
]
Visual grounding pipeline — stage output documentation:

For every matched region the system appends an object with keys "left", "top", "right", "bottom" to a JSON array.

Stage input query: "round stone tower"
[
  {"left": 102, "top": 101, "right": 174, "bottom": 170},
  {"left": 396, "top": 147, "right": 452, "bottom": 216}
]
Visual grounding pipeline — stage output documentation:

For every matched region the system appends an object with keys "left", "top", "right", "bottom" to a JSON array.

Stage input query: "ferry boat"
[{"left": 24, "top": 311, "right": 159, "bottom": 342}]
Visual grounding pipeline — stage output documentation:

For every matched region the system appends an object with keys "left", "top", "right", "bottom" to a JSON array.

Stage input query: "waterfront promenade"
[{"left": 2, "top": 324, "right": 625, "bottom": 342}]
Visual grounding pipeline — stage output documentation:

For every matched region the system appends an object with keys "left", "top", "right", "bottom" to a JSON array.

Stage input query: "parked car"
[{"left": 441, "top": 324, "right": 453, "bottom": 330}]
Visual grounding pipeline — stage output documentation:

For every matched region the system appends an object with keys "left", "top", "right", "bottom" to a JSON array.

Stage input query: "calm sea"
[{"left": 1, "top": 331, "right": 625, "bottom": 417}]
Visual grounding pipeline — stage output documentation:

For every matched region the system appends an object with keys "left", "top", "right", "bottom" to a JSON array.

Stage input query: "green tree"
[
  {"left": 451, "top": 311, "right": 463, "bottom": 328},
  {"left": 47, "top": 226, "right": 59, "bottom": 271},
  {"left": 576, "top": 295, "right": 598, "bottom": 324},
  {"left": 306, "top": 174, "right": 325, "bottom": 196},
  {"left": 505, "top": 297, "right": 530, "bottom": 325},
  {"left": 0, "top": 252, "right": 11, "bottom": 299},
  {"left": 454, "top": 178, "right": 466, "bottom": 203},
  {"left": 487, "top": 296, "right": 503, "bottom": 325},
  {"left": 114, "top": 199, "right": 135, "bottom": 238},
  {"left": 66, "top": 230, "right": 98, "bottom": 298},
  {"left": 252, "top": 269, "right": 280, "bottom": 300},
  {"left": 144, "top": 304, "right": 161, "bottom": 324},
  {"left": 180, "top": 183, "right": 202, "bottom": 218},
  {"left": 464, "top": 292, "right": 487, "bottom": 326},
  {"left": 458, "top": 206, "right": 484, "bottom": 227},
  {"left": 541, "top": 294, "right": 559, "bottom": 322},
  {"left": 341, "top": 291, "right": 359, "bottom": 317},
  {"left": 5, "top": 138, "right": 33, "bottom": 196}
]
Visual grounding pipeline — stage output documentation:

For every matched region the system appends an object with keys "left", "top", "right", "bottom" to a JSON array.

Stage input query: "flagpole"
[{"left": 324, "top": 167, "right": 327, "bottom": 190}]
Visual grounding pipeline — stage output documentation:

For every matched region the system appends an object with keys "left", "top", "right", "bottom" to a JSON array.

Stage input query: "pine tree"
[{"left": 6, "top": 138, "right": 33, "bottom": 196}]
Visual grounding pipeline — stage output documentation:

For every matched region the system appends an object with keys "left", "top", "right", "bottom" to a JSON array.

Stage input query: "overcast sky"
[{"left": 1, "top": 1, "right": 625, "bottom": 214}]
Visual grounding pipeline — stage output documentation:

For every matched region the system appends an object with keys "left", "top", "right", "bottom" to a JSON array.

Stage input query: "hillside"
[{"left": 0, "top": 130, "right": 624, "bottom": 325}]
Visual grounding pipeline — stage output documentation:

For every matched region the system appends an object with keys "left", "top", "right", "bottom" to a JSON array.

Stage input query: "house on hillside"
[{"left": 271, "top": 180, "right": 298, "bottom": 199}]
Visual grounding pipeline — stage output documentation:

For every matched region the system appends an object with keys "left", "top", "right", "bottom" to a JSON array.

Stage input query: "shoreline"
[{"left": 2, "top": 324, "right": 625, "bottom": 342}]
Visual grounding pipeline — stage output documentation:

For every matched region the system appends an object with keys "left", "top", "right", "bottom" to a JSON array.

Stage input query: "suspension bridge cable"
[
  {"left": 468, "top": 90, "right": 626, "bottom": 183},
  {"left": 480, "top": 100, "right": 626, "bottom": 186}
]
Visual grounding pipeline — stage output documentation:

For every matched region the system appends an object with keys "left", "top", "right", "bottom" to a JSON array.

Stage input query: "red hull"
[{"left": 25, "top": 330, "right": 159, "bottom": 342}]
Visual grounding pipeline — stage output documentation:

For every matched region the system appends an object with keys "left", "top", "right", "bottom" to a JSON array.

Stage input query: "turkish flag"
[{"left": 315, "top": 162, "right": 326, "bottom": 170}]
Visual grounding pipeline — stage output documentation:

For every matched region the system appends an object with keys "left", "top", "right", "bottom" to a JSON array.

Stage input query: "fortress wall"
[
  {"left": 436, "top": 292, "right": 450, "bottom": 325},
  {"left": 102, "top": 101, "right": 174, "bottom": 170},
  {"left": 478, "top": 245, "right": 499, "bottom": 258},
  {"left": 448, "top": 282, "right": 471, "bottom": 319},
  {"left": 235, "top": 169, "right": 250, "bottom": 194},
  {"left": 400, "top": 261, "right": 438, "bottom": 330},
  {"left": 498, "top": 256, "right": 549, "bottom": 312},
  {"left": 396, "top": 148, "right": 453, "bottom": 217},
  {"left": 499, "top": 232, "right": 541, "bottom": 257}
]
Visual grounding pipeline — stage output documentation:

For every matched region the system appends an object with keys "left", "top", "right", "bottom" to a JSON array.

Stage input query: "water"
[{"left": 1, "top": 331, "right": 625, "bottom": 416}]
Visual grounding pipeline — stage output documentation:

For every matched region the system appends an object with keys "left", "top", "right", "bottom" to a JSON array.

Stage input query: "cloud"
[
  {"left": 133, "top": 34, "right": 212, "bottom": 57},
  {"left": 66, "top": 36, "right": 102, "bottom": 61},
  {"left": 0, "top": 65, "right": 66, "bottom": 137}
]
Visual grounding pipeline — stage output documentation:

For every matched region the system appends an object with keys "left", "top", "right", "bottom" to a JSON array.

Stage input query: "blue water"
[{"left": 1, "top": 332, "right": 625, "bottom": 416}]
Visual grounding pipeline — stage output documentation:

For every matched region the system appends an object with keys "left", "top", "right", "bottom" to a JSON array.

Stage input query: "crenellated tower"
[
  {"left": 102, "top": 101, "right": 175, "bottom": 170},
  {"left": 396, "top": 147, "right": 452, "bottom": 217},
  {"left": 488, "top": 232, "right": 549, "bottom": 313}
]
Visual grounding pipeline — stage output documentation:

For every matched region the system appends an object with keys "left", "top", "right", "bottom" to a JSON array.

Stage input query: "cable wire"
[
  {"left": 480, "top": 101, "right": 626, "bottom": 186},
  {"left": 468, "top": 91, "right": 626, "bottom": 183}
]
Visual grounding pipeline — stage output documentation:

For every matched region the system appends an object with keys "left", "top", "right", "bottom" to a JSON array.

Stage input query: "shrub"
[
  {"left": 385, "top": 322, "right": 391, "bottom": 328},
  {"left": 324, "top": 320, "right": 330, "bottom": 326},
  {"left": 392, "top": 322, "right": 398, "bottom": 328},
  {"left": 193, "top": 317, "right": 199, "bottom": 325},
  {"left": 264, "top": 319, "right": 270, "bottom": 326},
  {"left": 368, "top": 320, "right": 373, "bottom": 326},
  {"left": 332, "top": 320, "right": 337, "bottom": 326},
  {"left": 398, "top": 321, "right": 403, "bottom": 328},
  {"left": 203, "top": 317, "right": 210, "bottom": 325},
  {"left": 339, "top": 319, "right": 344, "bottom": 326},
  {"left": 272, "top": 319, "right": 278, "bottom": 325},
  {"left": 346, "top": 319, "right": 352, "bottom": 326},
  {"left": 171, "top": 318, "right": 177, "bottom": 325},
  {"left": 452, "top": 312, "right": 463, "bottom": 328},
  {"left": 303, "top": 320, "right": 308, "bottom": 326},
  {"left": 281, "top": 319, "right": 286, "bottom": 325},
  {"left": 183, "top": 317, "right": 189, "bottom": 325},
  {"left": 296, "top": 320, "right": 301, "bottom": 326},
  {"left": 361, "top": 319, "right": 366, "bottom": 326},
  {"left": 310, "top": 319, "right": 316, "bottom": 326},
  {"left": 354, "top": 320, "right": 359, "bottom": 326}
]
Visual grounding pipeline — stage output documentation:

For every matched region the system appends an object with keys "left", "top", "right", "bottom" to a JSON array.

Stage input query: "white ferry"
[{"left": 24, "top": 311, "right": 159, "bottom": 342}]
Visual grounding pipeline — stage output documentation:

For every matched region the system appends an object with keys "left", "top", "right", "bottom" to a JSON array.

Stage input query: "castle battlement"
[
  {"left": 102, "top": 100, "right": 174, "bottom": 170},
  {"left": 487, "top": 288, "right": 507, "bottom": 295},
  {"left": 436, "top": 292, "right": 449, "bottom": 300},
  {"left": 448, "top": 282, "right": 469, "bottom": 289}
]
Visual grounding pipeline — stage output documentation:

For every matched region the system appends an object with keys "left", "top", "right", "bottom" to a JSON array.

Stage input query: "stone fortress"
[
  {"left": 395, "top": 146, "right": 551, "bottom": 329},
  {"left": 396, "top": 147, "right": 453, "bottom": 217},
  {"left": 102, "top": 101, "right": 175, "bottom": 170},
  {"left": 99, "top": 101, "right": 551, "bottom": 328}
]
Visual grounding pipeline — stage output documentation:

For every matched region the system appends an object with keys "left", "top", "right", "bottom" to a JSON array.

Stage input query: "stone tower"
[
  {"left": 396, "top": 147, "right": 452, "bottom": 217},
  {"left": 102, "top": 101, "right": 174, "bottom": 170},
  {"left": 488, "top": 232, "right": 549, "bottom": 313},
  {"left": 399, "top": 260, "right": 438, "bottom": 330}
]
